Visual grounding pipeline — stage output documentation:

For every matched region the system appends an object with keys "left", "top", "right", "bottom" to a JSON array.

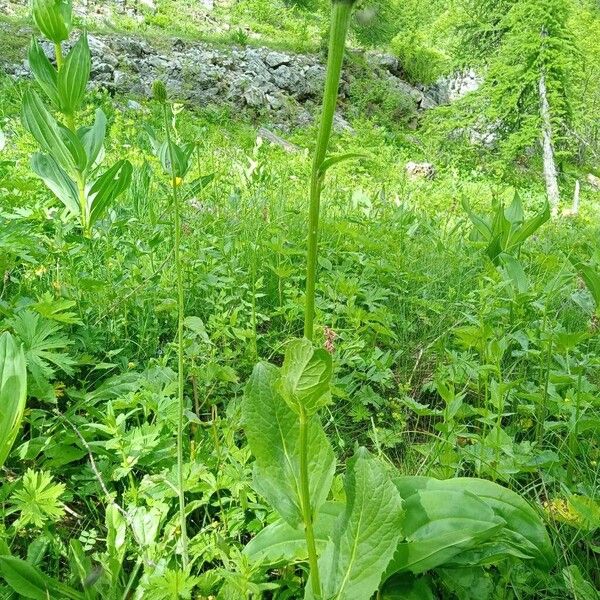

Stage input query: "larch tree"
[{"left": 483, "top": 0, "right": 578, "bottom": 215}]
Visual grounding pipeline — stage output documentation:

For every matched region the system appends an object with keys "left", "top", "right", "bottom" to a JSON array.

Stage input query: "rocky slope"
[{"left": 1, "top": 17, "right": 478, "bottom": 130}]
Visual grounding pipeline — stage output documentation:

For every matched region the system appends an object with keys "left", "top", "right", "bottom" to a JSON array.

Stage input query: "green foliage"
[
  {"left": 390, "top": 32, "right": 447, "bottom": 85},
  {"left": 462, "top": 192, "right": 550, "bottom": 263},
  {"left": 314, "top": 448, "right": 403, "bottom": 600},
  {"left": 10, "top": 310, "right": 75, "bottom": 401},
  {"left": 463, "top": 0, "right": 578, "bottom": 164},
  {"left": 0, "top": 0, "right": 598, "bottom": 598},
  {"left": 22, "top": 9, "right": 131, "bottom": 235},
  {"left": 9, "top": 469, "right": 65, "bottom": 529},
  {"left": 31, "top": 0, "right": 72, "bottom": 44},
  {"left": 0, "top": 332, "right": 27, "bottom": 469}
]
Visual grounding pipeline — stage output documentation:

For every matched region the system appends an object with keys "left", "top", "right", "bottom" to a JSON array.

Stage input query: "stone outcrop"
[{"left": 1, "top": 21, "right": 440, "bottom": 128}]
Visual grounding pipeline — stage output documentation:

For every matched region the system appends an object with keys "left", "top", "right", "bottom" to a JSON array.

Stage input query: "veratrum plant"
[
  {"left": 150, "top": 80, "right": 214, "bottom": 568},
  {"left": 0, "top": 332, "right": 27, "bottom": 469},
  {"left": 462, "top": 192, "right": 550, "bottom": 264},
  {"left": 23, "top": 0, "right": 131, "bottom": 235}
]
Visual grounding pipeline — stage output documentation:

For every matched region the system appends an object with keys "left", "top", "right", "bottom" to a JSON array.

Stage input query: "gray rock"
[
  {"left": 2, "top": 24, "right": 443, "bottom": 126},
  {"left": 265, "top": 51, "right": 290, "bottom": 68},
  {"left": 127, "top": 99, "right": 143, "bottom": 111}
]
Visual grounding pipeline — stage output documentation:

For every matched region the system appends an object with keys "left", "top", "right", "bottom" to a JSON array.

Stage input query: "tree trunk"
[
  {"left": 571, "top": 179, "right": 580, "bottom": 215},
  {"left": 539, "top": 73, "right": 560, "bottom": 217}
]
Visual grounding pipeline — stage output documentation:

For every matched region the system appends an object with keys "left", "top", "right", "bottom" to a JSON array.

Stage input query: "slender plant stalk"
[
  {"left": 304, "top": 0, "right": 355, "bottom": 341},
  {"left": 300, "top": 1, "right": 356, "bottom": 596},
  {"left": 54, "top": 42, "right": 64, "bottom": 69},
  {"left": 162, "top": 101, "right": 189, "bottom": 567}
]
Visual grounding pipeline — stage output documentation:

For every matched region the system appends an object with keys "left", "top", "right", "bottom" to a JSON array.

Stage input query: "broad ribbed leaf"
[
  {"left": 508, "top": 201, "right": 550, "bottom": 249},
  {"left": 22, "top": 89, "right": 79, "bottom": 174},
  {"left": 182, "top": 173, "right": 215, "bottom": 201},
  {"left": 78, "top": 109, "right": 106, "bottom": 169},
  {"left": 242, "top": 362, "right": 335, "bottom": 527},
  {"left": 0, "top": 333, "right": 27, "bottom": 469},
  {"left": 439, "top": 478, "right": 555, "bottom": 569},
  {"left": 243, "top": 502, "right": 342, "bottom": 565},
  {"left": 0, "top": 556, "right": 83, "bottom": 600},
  {"left": 28, "top": 38, "right": 60, "bottom": 108},
  {"left": 393, "top": 477, "right": 554, "bottom": 570},
  {"left": 158, "top": 140, "right": 191, "bottom": 179},
  {"left": 32, "top": 0, "right": 72, "bottom": 43},
  {"left": 380, "top": 574, "right": 435, "bottom": 600},
  {"left": 385, "top": 487, "right": 503, "bottom": 576},
  {"left": 313, "top": 448, "right": 403, "bottom": 600},
  {"left": 31, "top": 153, "right": 79, "bottom": 214},
  {"left": 57, "top": 32, "right": 90, "bottom": 116},
  {"left": 88, "top": 159, "right": 133, "bottom": 226},
  {"left": 278, "top": 338, "right": 332, "bottom": 415},
  {"left": 572, "top": 260, "right": 600, "bottom": 314},
  {"left": 58, "top": 123, "right": 87, "bottom": 172}
]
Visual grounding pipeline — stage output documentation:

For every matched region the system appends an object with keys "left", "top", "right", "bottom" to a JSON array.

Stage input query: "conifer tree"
[{"left": 484, "top": 0, "right": 578, "bottom": 213}]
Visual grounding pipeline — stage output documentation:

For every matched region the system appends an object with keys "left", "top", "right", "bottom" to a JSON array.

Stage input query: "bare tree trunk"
[
  {"left": 539, "top": 73, "right": 560, "bottom": 216},
  {"left": 571, "top": 179, "right": 580, "bottom": 215}
]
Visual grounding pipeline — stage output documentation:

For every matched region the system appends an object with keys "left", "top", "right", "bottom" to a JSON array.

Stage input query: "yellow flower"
[{"left": 175, "top": 177, "right": 183, "bottom": 187}]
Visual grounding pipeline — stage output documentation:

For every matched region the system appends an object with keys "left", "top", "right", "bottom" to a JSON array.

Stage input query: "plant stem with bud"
[
  {"left": 301, "top": 2, "right": 357, "bottom": 597},
  {"left": 154, "top": 80, "right": 189, "bottom": 568}
]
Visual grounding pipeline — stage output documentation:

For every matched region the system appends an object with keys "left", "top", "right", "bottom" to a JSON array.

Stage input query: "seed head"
[{"left": 152, "top": 80, "right": 168, "bottom": 103}]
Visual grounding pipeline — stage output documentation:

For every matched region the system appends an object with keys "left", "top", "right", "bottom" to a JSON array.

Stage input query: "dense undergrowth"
[{"left": 1, "top": 0, "right": 599, "bottom": 598}]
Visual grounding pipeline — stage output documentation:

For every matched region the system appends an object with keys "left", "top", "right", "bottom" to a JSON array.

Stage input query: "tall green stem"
[
  {"left": 299, "top": 407, "right": 321, "bottom": 596},
  {"left": 162, "top": 102, "right": 189, "bottom": 567},
  {"left": 300, "top": 2, "right": 356, "bottom": 597},
  {"left": 304, "top": 0, "right": 354, "bottom": 341},
  {"left": 54, "top": 43, "right": 64, "bottom": 70}
]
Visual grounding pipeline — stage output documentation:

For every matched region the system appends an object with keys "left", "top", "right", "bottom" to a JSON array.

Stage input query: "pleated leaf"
[
  {"left": 32, "top": 0, "right": 72, "bottom": 43},
  {"left": 78, "top": 108, "right": 107, "bottom": 170},
  {"left": 0, "top": 333, "right": 27, "bottom": 469},
  {"left": 88, "top": 159, "right": 133, "bottom": 227},
  {"left": 22, "top": 89, "right": 80, "bottom": 174},
  {"left": 30, "top": 153, "right": 79, "bottom": 215},
  {"left": 28, "top": 38, "right": 60, "bottom": 108},
  {"left": 57, "top": 32, "right": 90, "bottom": 116}
]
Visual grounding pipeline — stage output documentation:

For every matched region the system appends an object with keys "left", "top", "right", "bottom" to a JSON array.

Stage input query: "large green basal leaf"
[
  {"left": 394, "top": 477, "right": 554, "bottom": 569},
  {"left": 310, "top": 448, "right": 403, "bottom": 600},
  {"left": 385, "top": 486, "right": 504, "bottom": 576},
  {"left": 278, "top": 338, "right": 332, "bottom": 416},
  {"left": 243, "top": 502, "right": 342, "bottom": 565},
  {"left": 0, "top": 333, "right": 27, "bottom": 469},
  {"left": 242, "top": 362, "right": 335, "bottom": 527}
]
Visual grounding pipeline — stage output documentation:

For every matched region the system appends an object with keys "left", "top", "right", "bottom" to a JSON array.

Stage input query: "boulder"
[{"left": 405, "top": 162, "right": 436, "bottom": 180}]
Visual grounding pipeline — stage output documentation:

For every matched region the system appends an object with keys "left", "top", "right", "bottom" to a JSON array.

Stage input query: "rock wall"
[{"left": 2, "top": 22, "right": 441, "bottom": 128}]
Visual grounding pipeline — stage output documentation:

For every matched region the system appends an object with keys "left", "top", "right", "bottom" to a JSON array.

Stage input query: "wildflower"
[{"left": 324, "top": 327, "right": 337, "bottom": 353}]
